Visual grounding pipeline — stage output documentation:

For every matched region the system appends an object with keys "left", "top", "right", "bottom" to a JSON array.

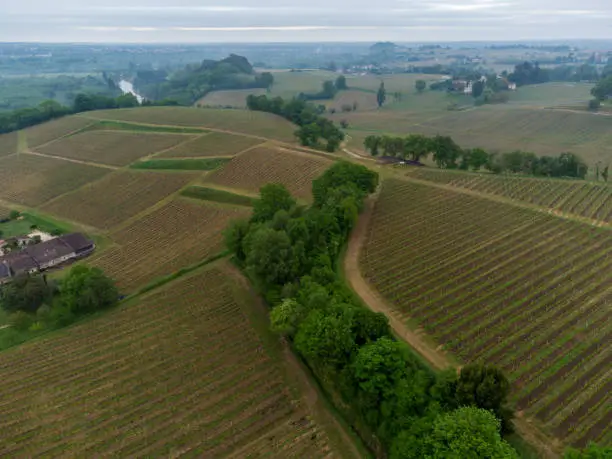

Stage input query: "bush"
[
  {"left": 9, "top": 210, "right": 20, "bottom": 220},
  {"left": 588, "top": 99, "right": 601, "bottom": 111},
  {"left": 10, "top": 311, "right": 35, "bottom": 331}
]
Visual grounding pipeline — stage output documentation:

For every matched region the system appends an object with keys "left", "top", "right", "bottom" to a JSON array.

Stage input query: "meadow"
[
  {"left": 35, "top": 130, "right": 194, "bottom": 167},
  {"left": 181, "top": 186, "right": 258, "bottom": 207},
  {"left": 360, "top": 178, "right": 611, "bottom": 448},
  {"left": 41, "top": 171, "right": 197, "bottom": 230},
  {"left": 81, "top": 107, "right": 297, "bottom": 143},
  {"left": 90, "top": 198, "right": 250, "bottom": 293},
  {"left": 130, "top": 158, "right": 230, "bottom": 171},
  {"left": 207, "top": 146, "right": 333, "bottom": 201},
  {"left": 0, "top": 265, "right": 346, "bottom": 457},
  {"left": 160, "top": 132, "right": 264, "bottom": 158}
]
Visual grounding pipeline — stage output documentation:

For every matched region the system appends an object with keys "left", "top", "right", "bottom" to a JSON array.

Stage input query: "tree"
[
  {"left": 588, "top": 99, "right": 601, "bottom": 111},
  {"left": 224, "top": 219, "right": 251, "bottom": 261},
  {"left": 245, "top": 227, "right": 295, "bottom": 286},
  {"left": 472, "top": 80, "right": 485, "bottom": 98},
  {"left": 602, "top": 165, "right": 609, "bottom": 182},
  {"left": 252, "top": 184, "right": 297, "bottom": 223},
  {"left": 0, "top": 275, "right": 53, "bottom": 314},
  {"left": 591, "top": 76, "right": 612, "bottom": 101},
  {"left": 59, "top": 265, "right": 118, "bottom": 315},
  {"left": 417, "top": 407, "right": 518, "bottom": 458},
  {"left": 9, "top": 210, "right": 20, "bottom": 220},
  {"left": 456, "top": 364, "right": 513, "bottom": 432},
  {"left": 430, "top": 135, "right": 461, "bottom": 169},
  {"left": 564, "top": 443, "right": 612, "bottom": 458},
  {"left": 377, "top": 82, "right": 387, "bottom": 108},
  {"left": 336, "top": 75, "right": 348, "bottom": 90},
  {"left": 415, "top": 80, "right": 426, "bottom": 94},
  {"left": 270, "top": 298, "right": 304, "bottom": 336},
  {"left": 364, "top": 135, "right": 382, "bottom": 156}
]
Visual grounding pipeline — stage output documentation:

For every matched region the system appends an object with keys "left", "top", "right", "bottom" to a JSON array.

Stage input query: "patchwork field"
[
  {"left": 23, "top": 116, "right": 94, "bottom": 148},
  {"left": 207, "top": 147, "right": 333, "bottom": 201},
  {"left": 360, "top": 178, "right": 611, "bottom": 448},
  {"left": 160, "top": 132, "right": 264, "bottom": 158},
  {"left": 82, "top": 107, "right": 297, "bottom": 143},
  {"left": 91, "top": 198, "right": 249, "bottom": 293},
  {"left": 0, "top": 265, "right": 343, "bottom": 457},
  {"left": 41, "top": 171, "right": 196, "bottom": 230},
  {"left": 0, "top": 132, "right": 18, "bottom": 156},
  {"left": 0, "top": 153, "right": 109, "bottom": 207},
  {"left": 316, "top": 90, "right": 379, "bottom": 112},
  {"left": 35, "top": 130, "right": 193, "bottom": 167},
  {"left": 405, "top": 168, "right": 612, "bottom": 224}
]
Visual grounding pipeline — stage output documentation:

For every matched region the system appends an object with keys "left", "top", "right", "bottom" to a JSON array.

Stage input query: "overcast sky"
[{"left": 1, "top": 0, "right": 611, "bottom": 43}]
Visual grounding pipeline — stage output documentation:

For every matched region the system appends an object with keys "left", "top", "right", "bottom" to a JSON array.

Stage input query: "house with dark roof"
[
  {"left": 58, "top": 233, "right": 95, "bottom": 258},
  {"left": 2, "top": 251, "right": 38, "bottom": 276},
  {"left": 0, "top": 261, "right": 11, "bottom": 284}
]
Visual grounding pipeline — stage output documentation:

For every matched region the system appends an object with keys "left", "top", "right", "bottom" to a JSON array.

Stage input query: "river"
[{"left": 118, "top": 80, "right": 144, "bottom": 103}]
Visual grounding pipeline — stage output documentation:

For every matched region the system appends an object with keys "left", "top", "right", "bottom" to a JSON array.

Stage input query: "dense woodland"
[
  {"left": 225, "top": 162, "right": 519, "bottom": 457},
  {"left": 134, "top": 54, "right": 274, "bottom": 105},
  {"left": 364, "top": 134, "right": 590, "bottom": 179},
  {"left": 246, "top": 94, "right": 345, "bottom": 152}
]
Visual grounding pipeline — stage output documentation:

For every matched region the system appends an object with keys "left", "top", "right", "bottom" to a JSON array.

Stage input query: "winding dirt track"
[{"left": 344, "top": 189, "right": 562, "bottom": 459}]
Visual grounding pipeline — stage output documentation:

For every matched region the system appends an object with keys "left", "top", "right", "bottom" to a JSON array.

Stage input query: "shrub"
[{"left": 10, "top": 311, "right": 35, "bottom": 331}]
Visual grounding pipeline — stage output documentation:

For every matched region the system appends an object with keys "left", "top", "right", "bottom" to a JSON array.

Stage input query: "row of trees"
[
  {"left": 364, "top": 134, "right": 589, "bottom": 179},
  {"left": 0, "top": 265, "right": 118, "bottom": 332},
  {"left": 224, "top": 162, "right": 518, "bottom": 457},
  {"left": 298, "top": 75, "right": 348, "bottom": 101},
  {"left": 246, "top": 94, "right": 345, "bottom": 152}
]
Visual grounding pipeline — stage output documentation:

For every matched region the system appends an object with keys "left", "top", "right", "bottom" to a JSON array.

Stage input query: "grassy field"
[
  {"left": 360, "top": 178, "right": 611, "bottom": 449},
  {"left": 90, "top": 198, "right": 249, "bottom": 293},
  {"left": 81, "top": 107, "right": 297, "bottom": 143},
  {"left": 35, "top": 130, "right": 194, "bottom": 167},
  {"left": 89, "top": 120, "right": 208, "bottom": 134},
  {"left": 130, "top": 158, "right": 230, "bottom": 171},
  {"left": 41, "top": 171, "right": 197, "bottom": 230},
  {"left": 0, "top": 132, "right": 18, "bottom": 157},
  {"left": 0, "top": 264, "right": 348, "bottom": 457},
  {"left": 0, "top": 153, "right": 110, "bottom": 207},
  {"left": 160, "top": 132, "right": 264, "bottom": 158},
  {"left": 23, "top": 116, "right": 94, "bottom": 148},
  {"left": 207, "top": 147, "right": 333, "bottom": 201},
  {"left": 405, "top": 167, "right": 612, "bottom": 224},
  {"left": 181, "top": 186, "right": 258, "bottom": 207}
]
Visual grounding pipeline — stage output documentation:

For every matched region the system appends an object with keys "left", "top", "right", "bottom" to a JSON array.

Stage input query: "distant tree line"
[
  {"left": 298, "top": 75, "right": 348, "bottom": 101},
  {"left": 0, "top": 93, "right": 175, "bottom": 135},
  {"left": 225, "top": 162, "right": 518, "bottom": 457},
  {"left": 246, "top": 94, "right": 345, "bottom": 152},
  {"left": 134, "top": 54, "right": 274, "bottom": 105},
  {"left": 364, "top": 134, "right": 589, "bottom": 179}
]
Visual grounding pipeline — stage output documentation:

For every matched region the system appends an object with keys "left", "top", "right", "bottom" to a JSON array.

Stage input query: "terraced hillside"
[
  {"left": 360, "top": 178, "right": 611, "bottom": 448},
  {"left": 405, "top": 167, "right": 612, "bottom": 224},
  {"left": 0, "top": 264, "right": 348, "bottom": 457}
]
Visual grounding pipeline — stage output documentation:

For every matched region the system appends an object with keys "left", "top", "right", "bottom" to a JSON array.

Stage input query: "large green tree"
[
  {"left": 245, "top": 227, "right": 295, "bottom": 286},
  {"left": 591, "top": 76, "right": 612, "bottom": 101},
  {"left": 59, "top": 265, "right": 118, "bottom": 315},
  {"left": 415, "top": 80, "right": 426, "bottom": 93},
  {"left": 251, "top": 183, "right": 296, "bottom": 223},
  {"left": 377, "top": 82, "right": 387, "bottom": 107},
  {"left": 0, "top": 274, "right": 53, "bottom": 314}
]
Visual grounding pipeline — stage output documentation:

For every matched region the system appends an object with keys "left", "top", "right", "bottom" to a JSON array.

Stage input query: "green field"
[
  {"left": 130, "top": 158, "right": 230, "bottom": 171},
  {"left": 180, "top": 186, "right": 258, "bottom": 207}
]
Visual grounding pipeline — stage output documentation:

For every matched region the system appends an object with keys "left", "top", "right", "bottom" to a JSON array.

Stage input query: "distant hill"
[{"left": 134, "top": 55, "right": 274, "bottom": 105}]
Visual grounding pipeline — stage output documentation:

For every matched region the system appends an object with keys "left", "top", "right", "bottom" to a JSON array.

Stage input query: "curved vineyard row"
[
  {"left": 360, "top": 178, "right": 611, "bottom": 448},
  {"left": 405, "top": 168, "right": 612, "bottom": 224},
  {"left": 0, "top": 266, "right": 338, "bottom": 457},
  {"left": 207, "top": 146, "right": 333, "bottom": 201},
  {"left": 90, "top": 198, "right": 250, "bottom": 293}
]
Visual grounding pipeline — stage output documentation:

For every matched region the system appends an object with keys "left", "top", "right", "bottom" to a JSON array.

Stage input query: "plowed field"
[
  {"left": 208, "top": 147, "right": 333, "bottom": 201},
  {"left": 42, "top": 171, "right": 196, "bottom": 230},
  {"left": 360, "top": 178, "right": 611, "bottom": 448},
  {"left": 23, "top": 116, "right": 94, "bottom": 148},
  {"left": 90, "top": 198, "right": 249, "bottom": 293},
  {"left": 0, "top": 266, "right": 339, "bottom": 457},
  {"left": 0, "top": 154, "right": 109, "bottom": 207},
  {"left": 35, "top": 130, "right": 193, "bottom": 166}
]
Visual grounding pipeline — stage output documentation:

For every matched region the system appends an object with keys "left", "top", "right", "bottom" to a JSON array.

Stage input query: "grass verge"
[
  {"left": 180, "top": 186, "right": 258, "bottom": 207},
  {"left": 85, "top": 120, "right": 208, "bottom": 134},
  {"left": 130, "top": 158, "right": 230, "bottom": 171}
]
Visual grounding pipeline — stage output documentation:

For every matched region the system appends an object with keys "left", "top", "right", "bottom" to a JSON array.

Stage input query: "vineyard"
[
  {"left": 35, "top": 130, "right": 194, "bottom": 167},
  {"left": 42, "top": 171, "right": 197, "bottom": 230},
  {"left": 91, "top": 198, "right": 249, "bottom": 293},
  {"left": 160, "top": 132, "right": 264, "bottom": 158},
  {"left": 405, "top": 167, "right": 612, "bottom": 224},
  {"left": 82, "top": 107, "right": 297, "bottom": 143},
  {"left": 0, "top": 154, "right": 110, "bottom": 207},
  {"left": 360, "top": 178, "right": 611, "bottom": 448},
  {"left": 208, "top": 147, "right": 333, "bottom": 201},
  {"left": 23, "top": 116, "right": 94, "bottom": 148},
  {"left": 0, "top": 132, "right": 18, "bottom": 156},
  {"left": 0, "top": 266, "right": 340, "bottom": 457}
]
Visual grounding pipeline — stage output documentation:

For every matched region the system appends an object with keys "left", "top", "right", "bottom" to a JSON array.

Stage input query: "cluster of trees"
[
  {"left": 364, "top": 134, "right": 589, "bottom": 179},
  {"left": 224, "top": 162, "right": 519, "bottom": 457},
  {"left": 246, "top": 94, "right": 344, "bottom": 152},
  {"left": 0, "top": 266, "right": 118, "bottom": 333},
  {"left": 591, "top": 75, "right": 612, "bottom": 101},
  {"left": 134, "top": 54, "right": 274, "bottom": 105},
  {"left": 298, "top": 75, "right": 348, "bottom": 101}
]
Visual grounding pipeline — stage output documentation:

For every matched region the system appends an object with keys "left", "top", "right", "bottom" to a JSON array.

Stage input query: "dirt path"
[
  {"left": 23, "top": 150, "right": 119, "bottom": 170},
  {"left": 344, "top": 189, "right": 562, "bottom": 459}
]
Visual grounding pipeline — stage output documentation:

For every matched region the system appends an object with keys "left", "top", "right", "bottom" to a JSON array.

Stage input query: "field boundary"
[
  {"left": 23, "top": 149, "right": 119, "bottom": 170},
  {"left": 343, "top": 184, "right": 563, "bottom": 459}
]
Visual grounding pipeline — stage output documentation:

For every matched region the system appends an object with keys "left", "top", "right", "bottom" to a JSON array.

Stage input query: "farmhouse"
[{"left": 0, "top": 233, "right": 95, "bottom": 281}]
